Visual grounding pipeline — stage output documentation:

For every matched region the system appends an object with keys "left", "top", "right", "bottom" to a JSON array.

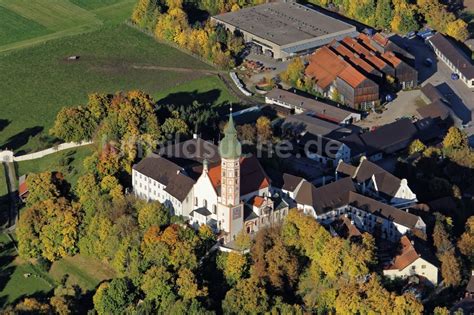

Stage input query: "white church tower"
[{"left": 218, "top": 110, "right": 243, "bottom": 241}]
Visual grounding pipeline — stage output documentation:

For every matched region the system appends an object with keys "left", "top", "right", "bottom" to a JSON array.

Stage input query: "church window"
[
  {"left": 195, "top": 197, "right": 198, "bottom": 206},
  {"left": 213, "top": 205, "right": 217, "bottom": 213},
  {"left": 203, "top": 199, "right": 208, "bottom": 208}
]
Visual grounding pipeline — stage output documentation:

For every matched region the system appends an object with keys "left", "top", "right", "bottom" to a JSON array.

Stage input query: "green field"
[
  {"left": 155, "top": 75, "right": 238, "bottom": 107},
  {"left": 15, "top": 145, "right": 94, "bottom": 186},
  {"left": 49, "top": 255, "right": 115, "bottom": 291},
  {"left": 0, "top": 24, "right": 236, "bottom": 154},
  {"left": 0, "top": 233, "right": 54, "bottom": 307},
  {"left": 0, "top": 0, "right": 135, "bottom": 52}
]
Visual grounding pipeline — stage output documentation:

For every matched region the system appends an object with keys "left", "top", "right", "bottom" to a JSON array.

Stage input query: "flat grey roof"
[
  {"left": 212, "top": 2, "right": 355, "bottom": 46},
  {"left": 267, "top": 88, "right": 359, "bottom": 123}
]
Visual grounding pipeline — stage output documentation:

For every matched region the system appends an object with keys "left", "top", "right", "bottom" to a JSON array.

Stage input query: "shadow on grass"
[
  {"left": 1, "top": 126, "right": 43, "bottom": 153},
  {"left": 0, "top": 241, "right": 17, "bottom": 308},
  {"left": 0, "top": 193, "right": 10, "bottom": 227},
  {"left": 0, "top": 119, "right": 10, "bottom": 133},
  {"left": 158, "top": 89, "right": 222, "bottom": 107}
]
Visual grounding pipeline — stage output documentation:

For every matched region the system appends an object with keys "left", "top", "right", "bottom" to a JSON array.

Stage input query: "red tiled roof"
[
  {"left": 331, "top": 43, "right": 377, "bottom": 74},
  {"left": 372, "top": 33, "right": 389, "bottom": 47},
  {"left": 250, "top": 196, "right": 265, "bottom": 208},
  {"left": 382, "top": 51, "right": 402, "bottom": 67},
  {"left": 342, "top": 37, "right": 389, "bottom": 71},
  {"left": 357, "top": 33, "right": 379, "bottom": 51},
  {"left": 19, "top": 181, "right": 28, "bottom": 196},
  {"left": 306, "top": 46, "right": 368, "bottom": 89},
  {"left": 306, "top": 47, "right": 347, "bottom": 89},
  {"left": 339, "top": 66, "right": 367, "bottom": 87},
  {"left": 207, "top": 155, "right": 270, "bottom": 196},
  {"left": 385, "top": 236, "right": 420, "bottom": 270}
]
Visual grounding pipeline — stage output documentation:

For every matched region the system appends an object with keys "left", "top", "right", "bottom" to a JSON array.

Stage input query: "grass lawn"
[
  {"left": 0, "top": 0, "right": 135, "bottom": 52},
  {"left": 0, "top": 23, "right": 232, "bottom": 154},
  {"left": 155, "top": 75, "right": 238, "bottom": 107},
  {"left": 0, "top": 233, "right": 54, "bottom": 307},
  {"left": 15, "top": 145, "right": 94, "bottom": 187},
  {"left": 0, "top": 5, "right": 50, "bottom": 46},
  {"left": 49, "top": 255, "right": 115, "bottom": 291}
]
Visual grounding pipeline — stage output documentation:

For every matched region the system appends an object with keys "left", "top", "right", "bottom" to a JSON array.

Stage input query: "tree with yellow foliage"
[{"left": 446, "top": 19, "right": 470, "bottom": 42}]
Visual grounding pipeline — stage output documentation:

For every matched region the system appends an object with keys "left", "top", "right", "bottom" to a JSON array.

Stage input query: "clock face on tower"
[{"left": 232, "top": 206, "right": 241, "bottom": 220}]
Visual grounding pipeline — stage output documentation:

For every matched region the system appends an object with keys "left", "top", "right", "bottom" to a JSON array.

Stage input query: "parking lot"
[{"left": 358, "top": 35, "right": 474, "bottom": 133}]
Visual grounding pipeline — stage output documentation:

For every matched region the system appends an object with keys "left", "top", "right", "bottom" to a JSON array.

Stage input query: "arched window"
[
  {"left": 203, "top": 199, "right": 208, "bottom": 208},
  {"left": 213, "top": 204, "right": 217, "bottom": 214},
  {"left": 195, "top": 197, "right": 198, "bottom": 206}
]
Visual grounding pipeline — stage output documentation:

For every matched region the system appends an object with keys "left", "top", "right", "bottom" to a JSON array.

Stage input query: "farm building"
[
  {"left": 305, "top": 46, "right": 379, "bottom": 110},
  {"left": 211, "top": 1, "right": 358, "bottom": 60}
]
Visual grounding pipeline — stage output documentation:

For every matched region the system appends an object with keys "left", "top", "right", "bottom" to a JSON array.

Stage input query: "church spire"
[{"left": 219, "top": 107, "right": 242, "bottom": 159}]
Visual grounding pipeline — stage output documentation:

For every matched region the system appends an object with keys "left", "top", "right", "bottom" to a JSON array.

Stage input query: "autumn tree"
[
  {"left": 222, "top": 277, "right": 270, "bottom": 314},
  {"left": 391, "top": 0, "right": 419, "bottom": 34},
  {"left": 136, "top": 200, "right": 170, "bottom": 230},
  {"left": 256, "top": 116, "right": 273, "bottom": 143},
  {"left": 176, "top": 268, "right": 207, "bottom": 300},
  {"left": 237, "top": 124, "right": 256, "bottom": 144},
  {"left": 132, "top": 0, "right": 161, "bottom": 28},
  {"left": 18, "top": 197, "right": 80, "bottom": 261},
  {"left": 50, "top": 106, "right": 97, "bottom": 142},
  {"left": 280, "top": 57, "right": 305, "bottom": 85},
  {"left": 161, "top": 117, "right": 190, "bottom": 139},
  {"left": 141, "top": 265, "right": 175, "bottom": 304},
  {"left": 433, "top": 213, "right": 453, "bottom": 253},
  {"left": 25, "top": 172, "right": 61, "bottom": 207},
  {"left": 440, "top": 250, "right": 462, "bottom": 286},
  {"left": 458, "top": 216, "right": 474, "bottom": 261},
  {"left": 446, "top": 19, "right": 470, "bottom": 42},
  {"left": 375, "top": 0, "right": 394, "bottom": 29},
  {"left": 409, "top": 139, "right": 426, "bottom": 155},
  {"left": 443, "top": 126, "right": 467, "bottom": 150},
  {"left": 217, "top": 252, "right": 249, "bottom": 285},
  {"left": 93, "top": 278, "right": 137, "bottom": 315}
]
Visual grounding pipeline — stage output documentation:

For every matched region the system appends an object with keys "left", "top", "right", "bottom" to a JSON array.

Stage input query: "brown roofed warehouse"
[{"left": 306, "top": 46, "right": 379, "bottom": 110}]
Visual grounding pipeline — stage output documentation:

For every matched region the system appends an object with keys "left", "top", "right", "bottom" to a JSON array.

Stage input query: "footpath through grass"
[
  {"left": 0, "top": 24, "right": 231, "bottom": 154},
  {"left": 15, "top": 145, "right": 94, "bottom": 187}
]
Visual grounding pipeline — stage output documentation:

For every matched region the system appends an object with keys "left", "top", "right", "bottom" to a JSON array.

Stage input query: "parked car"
[
  {"left": 424, "top": 58, "right": 433, "bottom": 67},
  {"left": 406, "top": 31, "right": 417, "bottom": 39},
  {"left": 418, "top": 29, "right": 434, "bottom": 40},
  {"left": 451, "top": 73, "right": 459, "bottom": 80}
]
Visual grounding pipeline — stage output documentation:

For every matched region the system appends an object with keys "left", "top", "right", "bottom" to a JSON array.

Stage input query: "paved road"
[{"left": 399, "top": 37, "right": 474, "bottom": 126}]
